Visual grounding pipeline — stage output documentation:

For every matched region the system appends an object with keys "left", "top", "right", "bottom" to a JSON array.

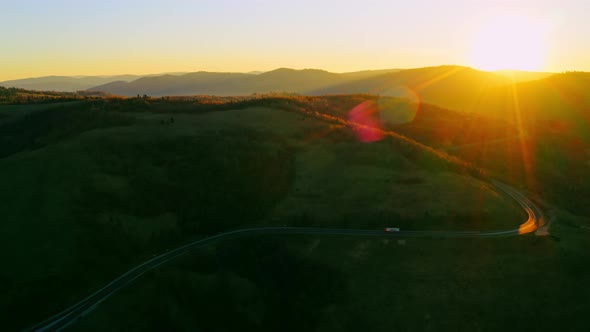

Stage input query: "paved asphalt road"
[{"left": 25, "top": 181, "right": 543, "bottom": 332}]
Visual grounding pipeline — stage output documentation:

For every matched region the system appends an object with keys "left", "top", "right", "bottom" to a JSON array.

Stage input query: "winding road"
[{"left": 25, "top": 181, "right": 543, "bottom": 332}]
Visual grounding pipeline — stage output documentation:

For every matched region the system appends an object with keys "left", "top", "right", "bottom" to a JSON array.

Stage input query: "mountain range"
[
  {"left": 0, "top": 73, "right": 187, "bottom": 92},
  {"left": 5, "top": 66, "right": 589, "bottom": 139},
  {"left": 84, "top": 66, "right": 588, "bottom": 132},
  {"left": 84, "top": 67, "right": 561, "bottom": 113},
  {"left": 1, "top": 67, "right": 554, "bottom": 100},
  {"left": 0, "top": 75, "right": 143, "bottom": 92},
  {"left": 86, "top": 68, "right": 407, "bottom": 97}
]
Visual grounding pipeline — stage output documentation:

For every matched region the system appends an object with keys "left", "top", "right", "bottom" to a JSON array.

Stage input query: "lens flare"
[
  {"left": 348, "top": 100, "right": 384, "bottom": 142},
  {"left": 377, "top": 97, "right": 419, "bottom": 126}
]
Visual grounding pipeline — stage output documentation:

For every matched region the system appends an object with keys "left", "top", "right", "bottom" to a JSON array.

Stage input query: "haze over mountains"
[
  {"left": 85, "top": 66, "right": 555, "bottom": 98},
  {"left": 1, "top": 67, "right": 555, "bottom": 98},
  {"left": 5, "top": 66, "right": 589, "bottom": 140},
  {"left": 0, "top": 69, "right": 405, "bottom": 93},
  {"left": 0, "top": 73, "right": 187, "bottom": 92},
  {"left": 82, "top": 66, "right": 590, "bottom": 136},
  {"left": 86, "top": 68, "right": 408, "bottom": 97},
  {"left": 0, "top": 75, "right": 143, "bottom": 92}
]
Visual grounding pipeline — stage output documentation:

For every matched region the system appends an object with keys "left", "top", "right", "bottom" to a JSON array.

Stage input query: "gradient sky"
[{"left": 1, "top": 0, "right": 588, "bottom": 80}]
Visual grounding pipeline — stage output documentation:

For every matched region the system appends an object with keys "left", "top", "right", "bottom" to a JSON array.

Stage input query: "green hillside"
[{"left": 0, "top": 97, "right": 527, "bottom": 330}]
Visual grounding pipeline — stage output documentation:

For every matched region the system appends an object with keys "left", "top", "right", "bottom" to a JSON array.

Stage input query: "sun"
[{"left": 470, "top": 15, "right": 547, "bottom": 71}]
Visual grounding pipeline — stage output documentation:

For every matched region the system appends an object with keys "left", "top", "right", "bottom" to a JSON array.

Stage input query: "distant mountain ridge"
[
  {"left": 3, "top": 67, "right": 552, "bottom": 97},
  {"left": 0, "top": 68, "right": 404, "bottom": 94},
  {"left": 87, "top": 66, "right": 518, "bottom": 97},
  {"left": 85, "top": 66, "right": 558, "bottom": 113},
  {"left": 0, "top": 75, "right": 142, "bottom": 92},
  {"left": 7, "top": 67, "right": 581, "bottom": 134},
  {"left": 85, "top": 66, "right": 590, "bottom": 144},
  {"left": 0, "top": 73, "right": 189, "bottom": 92},
  {"left": 89, "top": 68, "right": 347, "bottom": 96}
]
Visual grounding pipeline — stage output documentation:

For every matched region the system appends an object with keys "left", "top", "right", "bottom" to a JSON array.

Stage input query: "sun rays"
[{"left": 470, "top": 14, "right": 547, "bottom": 71}]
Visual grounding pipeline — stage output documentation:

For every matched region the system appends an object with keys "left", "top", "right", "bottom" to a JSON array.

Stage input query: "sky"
[{"left": 1, "top": 0, "right": 589, "bottom": 80}]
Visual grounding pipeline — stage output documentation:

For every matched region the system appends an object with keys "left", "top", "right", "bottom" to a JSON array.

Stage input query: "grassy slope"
[
  {"left": 75, "top": 220, "right": 590, "bottom": 332},
  {"left": 338, "top": 91, "right": 590, "bottom": 216},
  {"left": 178, "top": 106, "right": 522, "bottom": 230},
  {"left": 0, "top": 102, "right": 81, "bottom": 116},
  {"left": 0, "top": 102, "right": 524, "bottom": 330},
  {"left": 0, "top": 106, "right": 294, "bottom": 329}
]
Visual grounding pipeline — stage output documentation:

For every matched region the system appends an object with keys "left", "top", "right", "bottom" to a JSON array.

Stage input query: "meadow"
[
  {"left": 0, "top": 95, "right": 587, "bottom": 331},
  {"left": 74, "top": 223, "right": 589, "bottom": 332}
]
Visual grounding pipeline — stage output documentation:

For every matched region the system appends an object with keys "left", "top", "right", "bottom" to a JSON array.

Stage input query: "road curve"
[
  {"left": 25, "top": 181, "right": 542, "bottom": 332},
  {"left": 492, "top": 180, "right": 544, "bottom": 235}
]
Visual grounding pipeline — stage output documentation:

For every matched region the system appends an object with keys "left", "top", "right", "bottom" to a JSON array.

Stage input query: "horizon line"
[{"left": 0, "top": 64, "right": 573, "bottom": 82}]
